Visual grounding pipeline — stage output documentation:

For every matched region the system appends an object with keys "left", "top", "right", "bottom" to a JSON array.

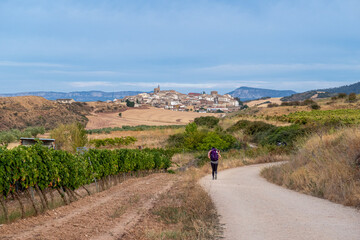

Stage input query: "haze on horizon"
[{"left": 0, "top": 0, "right": 359, "bottom": 95}]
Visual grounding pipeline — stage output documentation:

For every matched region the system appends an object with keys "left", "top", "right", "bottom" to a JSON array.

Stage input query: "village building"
[
  {"left": 122, "top": 85, "right": 240, "bottom": 112},
  {"left": 56, "top": 99, "right": 75, "bottom": 104}
]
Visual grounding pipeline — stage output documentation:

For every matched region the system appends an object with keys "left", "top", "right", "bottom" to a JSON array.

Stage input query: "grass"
[
  {"left": 122, "top": 166, "right": 222, "bottom": 240},
  {"left": 261, "top": 127, "right": 360, "bottom": 208}
]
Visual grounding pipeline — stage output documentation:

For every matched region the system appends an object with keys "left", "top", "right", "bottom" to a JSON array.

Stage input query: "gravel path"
[{"left": 200, "top": 163, "right": 360, "bottom": 240}]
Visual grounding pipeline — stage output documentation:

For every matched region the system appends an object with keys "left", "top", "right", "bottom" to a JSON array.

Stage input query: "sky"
[{"left": 0, "top": 0, "right": 360, "bottom": 94}]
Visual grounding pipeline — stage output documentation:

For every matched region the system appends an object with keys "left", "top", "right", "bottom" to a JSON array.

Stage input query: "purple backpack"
[{"left": 210, "top": 148, "right": 219, "bottom": 161}]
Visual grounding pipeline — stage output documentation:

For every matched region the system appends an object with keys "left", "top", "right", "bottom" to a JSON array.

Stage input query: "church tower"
[{"left": 154, "top": 85, "right": 160, "bottom": 94}]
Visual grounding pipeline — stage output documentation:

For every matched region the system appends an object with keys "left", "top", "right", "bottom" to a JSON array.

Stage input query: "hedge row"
[{"left": 0, "top": 144, "right": 173, "bottom": 198}]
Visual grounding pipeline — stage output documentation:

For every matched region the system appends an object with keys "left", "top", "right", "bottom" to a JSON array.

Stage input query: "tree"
[
  {"left": 50, "top": 122, "right": 88, "bottom": 152},
  {"left": 24, "top": 126, "right": 45, "bottom": 138},
  {"left": 126, "top": 99, "right": 135, "bottom": 107},
  {"left": 234, "top": 97, "right": 243, "bottom": 105}
]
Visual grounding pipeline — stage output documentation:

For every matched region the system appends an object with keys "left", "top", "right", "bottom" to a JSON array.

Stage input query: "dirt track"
[
  {"left": 200, "top": 163, "right": 360, "bottom": 240},
  {"left": 86, "top": 107, "right": 218, "bottom": 129},
  {"left": 0, "top": 173, "right": 176, "bottom": 240}
]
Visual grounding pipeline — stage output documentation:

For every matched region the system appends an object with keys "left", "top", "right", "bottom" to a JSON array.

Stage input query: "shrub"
[
  {"left": 194, "top": 116, "right": 219, "bottom": 128},
  {"left": 257, "top": 124, "right": 307, "bottom": 147},
  {"left": 267, "top": 103, "right": 279, "bottom": 108},
  {"left": 303, "top": 99, "right": 315, "bottom": 105},
  {"left": 348, "top": 93, "right": 357, "bottom": 102},
  {"left": 338, "top": 93, "right": 347, "bottom": 98},
  {"left": 167, "top": 123, "right": 237, "bottom": 151},
  {"left": 310, "top": 103, "right": 321, "bottom": 110}
]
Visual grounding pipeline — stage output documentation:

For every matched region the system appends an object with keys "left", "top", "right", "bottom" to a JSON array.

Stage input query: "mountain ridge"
[
  {"left": 227, "top": 87, "right": 296, "bottom": 101},
  {"left": 0, "top": 90, "right": 143, "bottom": 102},
  {"left": 281, "top": 81, "right": 360, "bottom": 101}
]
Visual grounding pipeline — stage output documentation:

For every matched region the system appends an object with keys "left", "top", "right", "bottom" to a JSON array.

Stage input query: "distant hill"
[
  {"left": 281, "top": 81, "right": 360, "bottom": 102},
  {"left": 318, "top": 81, "right": 360, "bottom": 94},
  {"left": 0, "top": 96, "right": 91, "bottom": 130},
  {"left": 227, "top": 87, "right": 296, "bottom": 101},
  {"left": 0, "top": 90, "right": 143, "bottom": 102},
  {"left": 281, "top": 91, "right": 334, "bottom": 102}
]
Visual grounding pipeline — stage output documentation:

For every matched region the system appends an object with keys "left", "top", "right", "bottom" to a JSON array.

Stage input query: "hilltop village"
[{"left": 122, "top": 86, "right": 241, "bottom": 112}]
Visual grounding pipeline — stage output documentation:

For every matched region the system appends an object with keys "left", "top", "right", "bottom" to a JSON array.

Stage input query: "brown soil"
[
  {"left": 86, "top": 107, "right": 219, "bottom": 130},
  {"left": 0, "top": 173, "right": 177, "bottom": 240}
]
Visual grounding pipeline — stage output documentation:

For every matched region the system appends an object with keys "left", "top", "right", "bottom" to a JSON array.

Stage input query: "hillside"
[
  {"left": 281, "top": 90, "right": 334, "bottom": 102},
  {"left": 0, "top": 90, "right": 143, "bottom": 102},
  {"left": 0, "top": 96, "right": 92, "bottom": 130},
  {"left": 281, "top": 81, "right": 360, "bottom": 102},
  {"left": 228, "top": 87, "right": 296, "bottom": 101},
  {"left": 318, "top": 81, "right": 360, "bottom": 94}
]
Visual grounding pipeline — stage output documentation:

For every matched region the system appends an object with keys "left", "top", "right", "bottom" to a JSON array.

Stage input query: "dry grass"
[
  {"left": 122, "top": 169, "right": 222, "bottom": 240},
  {"left": 261, "top": 127, "right": 360, "bottom": 208},
  {"left": 216, "top": 149, "right": 288, "bottom": 171},
  {"left": 246, "top": 97, "right": 282, "bottom": 108},
  {"left": 88, "top": 128, "right": 184, "bottom": 149},
  {"left": 219, "top": 115, "right": 290, "bottom": 129},
  {"left": 86, "top": 107, "right": 219, "bottom": 130}
]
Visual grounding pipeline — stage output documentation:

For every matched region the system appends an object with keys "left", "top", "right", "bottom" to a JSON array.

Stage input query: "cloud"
[
  {"left": 44, "top": 70, "right": 129, "bottom": 77},
  {"left": 0, "top": 61, "right": 66, "bottom": 68},
  {"left": 197, "top": 63, "right": 360, "bottom": 74},
  {"left": 118, "top": 81, "right": 268, "bottom": 89},
  {"left": 69, "top": 81, "right": 114, "bottom": 87}
]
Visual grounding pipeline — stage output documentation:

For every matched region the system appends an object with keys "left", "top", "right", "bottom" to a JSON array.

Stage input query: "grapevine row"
[{"left": 0, "top": 144, "right": 173, "bottom": 199}]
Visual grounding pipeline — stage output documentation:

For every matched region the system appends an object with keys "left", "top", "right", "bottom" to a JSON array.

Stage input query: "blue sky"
[{"left": 0, "top": 0, "right": 359, "bottom": 94}]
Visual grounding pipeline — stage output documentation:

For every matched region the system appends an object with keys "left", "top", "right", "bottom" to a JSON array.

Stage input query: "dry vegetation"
[
  {"left": 246, "top": 97, "right": 282, "bottom": 108},
  {"left": 0, "top": 96, "right": 91, "bottom": 130},
  {"left": 123, "top": 169, "right": 221, "bottom": 240},
  {"left": 88, "top": 128, "right": 184, "bottom": 149},
  {"left": 261, "top": 127, "right": 360, "bottom": 208},
  {"left": 86, "top": 107, "right": 219, "bottom": 130}
]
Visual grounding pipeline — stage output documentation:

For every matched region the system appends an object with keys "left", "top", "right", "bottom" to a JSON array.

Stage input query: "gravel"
[{"left": 200, "top": 163, "right": 360, "bottom": 240}]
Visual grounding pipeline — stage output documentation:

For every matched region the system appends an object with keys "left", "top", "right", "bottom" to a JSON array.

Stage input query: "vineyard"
[
  {"left": 89, "top": 136, "right": 138, "bottom": 148},
  {"left": 0, "top": 144, "right": 173, "bottom": 223},
  {"left": 270, "top": 109, "right": 360, "bottom": 125}
]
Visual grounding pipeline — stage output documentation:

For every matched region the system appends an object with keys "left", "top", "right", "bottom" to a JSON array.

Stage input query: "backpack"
[{"left": 210, "top": 148, "right": 219, "bottom": 161}]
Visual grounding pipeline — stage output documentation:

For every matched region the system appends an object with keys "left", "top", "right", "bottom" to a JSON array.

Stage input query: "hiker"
[{"left": 208, "top": 147, "right": 221, "bottom": 180}]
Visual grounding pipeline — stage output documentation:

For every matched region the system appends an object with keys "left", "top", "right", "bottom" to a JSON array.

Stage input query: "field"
[
  {"left": 246, "top": 97, "right": 282, "bottom": 108},
  {"left": 272, "top": 109, "right": 360, "bottom": 125},
  {"left": 88, "top": 128, "right": 184, "bottom": 149},
  {"left": 86, "top": 107, "right": 219, "bottom": 130}
]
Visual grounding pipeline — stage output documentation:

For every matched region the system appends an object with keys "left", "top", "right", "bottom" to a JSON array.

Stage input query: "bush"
[
  {"left": 167, "top": 123, "right": 237, "bottom": 151},
  {"left": 257, "top": 124, "right": 307, "bottom": 147},
  {"left": 348, "top": 93, "right": 357, "bottom": 102},
  {"left": 303, "top": 99, "right": 315, "bottom": 105},
  {"left": 338, "top": 93, "right": 347, "bottom": 98},
  {"left": 89, "top": 136, "right": 137, "bottom": 148},
  {"left": 267, "top": 103, "right": 279, "bottom": 108},
  {"left": 194, "top": 116, "right": 219, "bottom": 128},
  {"left": 310, "top": 103, "right": 321, "bottom": 110}
]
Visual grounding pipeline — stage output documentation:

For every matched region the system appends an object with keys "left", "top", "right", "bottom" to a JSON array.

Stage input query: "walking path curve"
[{"left": 200, "top": 163, "right": 360, "bottom": 240}]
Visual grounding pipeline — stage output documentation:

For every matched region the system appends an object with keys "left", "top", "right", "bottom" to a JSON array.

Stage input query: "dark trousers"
[{"left": 211, "top": 163, "right": 218, "bottom": 178}]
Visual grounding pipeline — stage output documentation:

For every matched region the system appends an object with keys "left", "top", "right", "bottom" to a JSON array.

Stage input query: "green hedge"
[
  {"left": 89, "top": 136, "right": 137, "bottom": 148},
  {"left": 0, "top": 145, "right": 173, "bottom": 198}
]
